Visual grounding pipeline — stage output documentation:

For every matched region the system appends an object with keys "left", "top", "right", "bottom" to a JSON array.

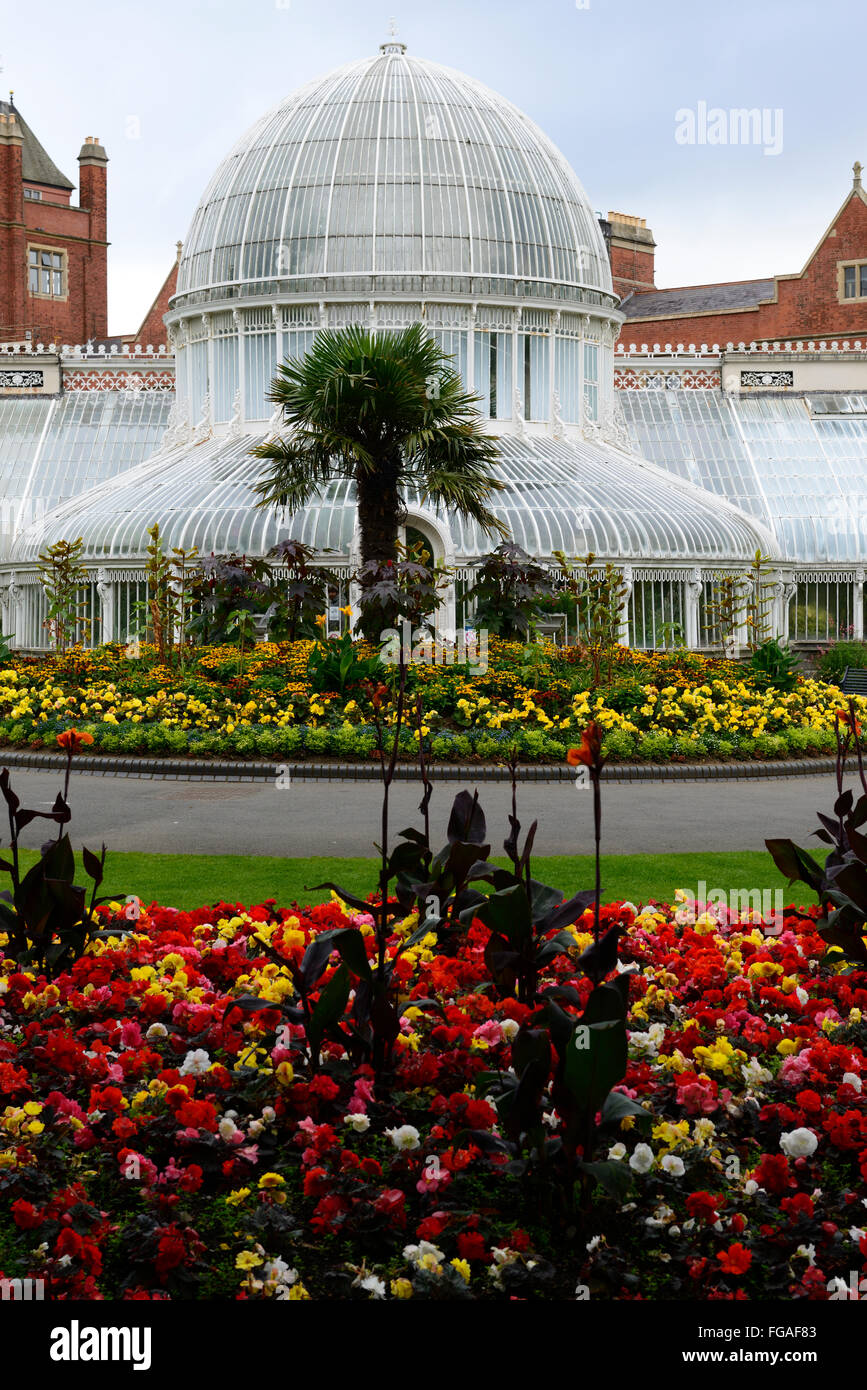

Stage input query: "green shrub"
[
  {"left": 602, "top": 728, "right": 637, "bottom": 760},
  {"left": 754, "top": 733, "right": 787, "bottom": 759},
  {"left": 304, "top": 727, "right": 331, "bottom": 755},
  {"left": 635, "top": 731, "right": 674, "bottom": 761},
  {"left": 813, "top": 640, "right": 867, "bottom": 685},
  {"left": 274, "top": 727, "right": 303, "bottom": 755}
]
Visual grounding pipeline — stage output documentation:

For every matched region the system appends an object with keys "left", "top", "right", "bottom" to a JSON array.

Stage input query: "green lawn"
[{"left": 14, "top": 847, "right": 819, "bottom": 912}]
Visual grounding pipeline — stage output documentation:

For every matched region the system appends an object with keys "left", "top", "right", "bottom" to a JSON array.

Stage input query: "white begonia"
[
  {"left": 661, "top": 1154, "right": 685, "bottom": 1177},
  {"left": 179, "top": 1048, "right": 211, "bottom": 1076},
  {"left": 264, "top": 1258, "right": 297, "bottom": 1286},
  {"left": 628, "top": 1143, "right": 655, "bottom": 1174},
  {"left": 744, "top": 1180, "right": 759, "bottom": 1195},
  {"left": 146, "top": 1022, "right": 168, "bottom": 1039},
  {"left": 795, "top": 1244, "right": 816, "bottom": 1265},
  {"left": 219, "top": 1117, "right": 241, "bottom": 1142},
  {"left": 500, "top": 1018, "right": 520, "bottom": 1042},
  {"left": 780, "top": 1128, "right": 819, "bottom": 1159},
  {"left": 344, "top": 1113, "right": 371, "bottom": 1132},
  {"left": 402, "top": 1240, "right": 443, "bottom": 1266},
  {"left": 826, "top": 1276, "right": 850, "bottom": 1298},
  {"left": 843, "top": 1072, "right": 862, "bottom": 1092},
  {"left": 354, "top": 1272, "right": 386, "bottom": 1299},
  {"left": 386, "top": 1124, "right": 421, "bottom": 1151},
  {"left": 608, "top": 1142, "right": 627, "bottom": 1161},
  {"left": 741, "top": 1058, "right": 772, "bottom": 1087}
]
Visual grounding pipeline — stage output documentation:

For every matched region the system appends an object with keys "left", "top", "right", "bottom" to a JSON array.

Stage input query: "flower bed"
[
  {"left": 1, "top": 887, "right": 865, "bottom": 1300},
  {"left": 0, "top": 641, "right": 860, "bottom": 765}
]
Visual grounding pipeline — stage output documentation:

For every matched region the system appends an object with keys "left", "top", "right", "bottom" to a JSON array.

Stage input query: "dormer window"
[{"left": 23, "top": 188, "right": 43, "bottom": 201}]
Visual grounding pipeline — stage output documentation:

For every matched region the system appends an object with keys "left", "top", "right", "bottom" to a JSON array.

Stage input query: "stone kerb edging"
[{"left": 0, "top": 750, "right": 849, "bottom": 782}]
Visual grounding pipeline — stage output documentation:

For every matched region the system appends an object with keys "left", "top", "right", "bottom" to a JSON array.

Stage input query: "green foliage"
[
  {"left": 766, "top": 700, "right": 867, "bottom": 967},
  {"left": 307, "top": 631, "right": 384, "bottom": 696},
  {"left": 748, "top": 637, "right": 800, "bottom": 692},
  {"left": 814, "top": 640, "right": 867, "bottom": 685},
  {"left": 553, "top": 551, "right": 628, "bottom": 687},
  {"left": 468, "top": 543, "right": 557, "bottom": 640},
  {"left": 0, "top": 762, "right": 115, "bottom": 977},
  {"left": 37, "top": 538, "right": 91, "bottom": 654},
  {"left": 704, "top": 551, "right": 775, "bottom": 654}
]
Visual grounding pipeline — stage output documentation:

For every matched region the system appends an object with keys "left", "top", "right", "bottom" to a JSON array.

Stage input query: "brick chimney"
[
  {"left": 77, "top": 135, "right": 109, "bottom": 338},
  {"left": 0, "top": 111, "right": 26, "bottom": 338},
  {"left": 606, "top": 211, "right": 656, "bottom": 298}
]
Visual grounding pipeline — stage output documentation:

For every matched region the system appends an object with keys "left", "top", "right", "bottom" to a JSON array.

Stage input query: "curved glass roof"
[
  {"left": 11, "top": 429, "right": 773, "bottom": 566},
  {"left": 174, "top": 46, "right": 613, "bottom": 307},
  {"left": 0, "top": 393, "right": 174, "bottom": 554},
  {"left": 619, "top": 388, "right": 867, "bottom": 563}
]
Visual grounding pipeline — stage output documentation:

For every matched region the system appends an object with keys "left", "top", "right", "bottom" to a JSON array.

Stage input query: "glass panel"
[
  {"left": 844, "top": 266, "right": 856, "bottom": 298},
  {"left": 41, "top": 270, "right": 50, "bottom": 293},
  {"left": 861, "top": 264, "right": 867, "bottom": 298},
  {"left": 29, "top": 268, "right": 39, "bottom": 292},
  {"left": 52, "top": 271, "right": 62, "bottom": 295}
]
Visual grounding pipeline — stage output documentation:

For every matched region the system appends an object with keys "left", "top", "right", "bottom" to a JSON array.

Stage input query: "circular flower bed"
[
  {"left": 1, "top": 889, "right": 865, "bottom": 1300},
  {"left": 0, "top": 641, "right": 860, "bottom": 765}
]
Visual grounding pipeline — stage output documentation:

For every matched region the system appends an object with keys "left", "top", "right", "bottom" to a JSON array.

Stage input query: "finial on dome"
[
  {"left": 380, "top": 17, "right": 406, "bottom": 53},
  {"left": 854, "top": 160, "right": 863, "bottom": 191}
]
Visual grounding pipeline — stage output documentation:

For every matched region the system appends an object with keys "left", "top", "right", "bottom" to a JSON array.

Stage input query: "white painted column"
[
  {"left": 97, "top": 568, "right": 114, "bottom": 644},
  {"left": 685, "top": 568, "right": 702, "bottom": 649},
  {"left": 619, "top": 564, "right": 634, "bottom": 647},
  {"left": 855, "top": 570, "right": 865, "bottom": 640},
  {"left": 233, "top": 310, "right": 246, "bottom": 427}
]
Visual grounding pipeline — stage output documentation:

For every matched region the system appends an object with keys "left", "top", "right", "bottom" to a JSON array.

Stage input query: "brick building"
[
  {"left": 0, "top": 100, "right": 110, "bottom": 344},
  {"left": 612, "top": 162, "right": 867, "bottom": 348}
]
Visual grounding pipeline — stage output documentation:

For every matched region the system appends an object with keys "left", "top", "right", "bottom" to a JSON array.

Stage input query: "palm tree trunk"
[
  {"left": 356, "top": 465, "right": 401, "bottom": 567},
  {"left": 355, "top": 463, "right": 402, "bottom": 639}
]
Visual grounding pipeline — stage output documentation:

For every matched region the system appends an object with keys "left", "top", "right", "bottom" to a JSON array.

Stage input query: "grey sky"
[{"left": 1, "top": 0, "right": 862, "bottom": 336}]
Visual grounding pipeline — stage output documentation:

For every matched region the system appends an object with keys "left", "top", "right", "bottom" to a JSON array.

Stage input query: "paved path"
[{"left": 3, "top": 766, "right": 856, "bottom": 858}]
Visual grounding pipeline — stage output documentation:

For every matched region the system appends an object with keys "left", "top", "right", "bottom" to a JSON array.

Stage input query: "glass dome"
[{"left": 174, "top": 44, "right": 614, "bottom": 308}]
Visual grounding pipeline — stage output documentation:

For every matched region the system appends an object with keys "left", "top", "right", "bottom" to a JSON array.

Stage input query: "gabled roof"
[
  {"left": 620, "top": 278, "right": 775, "bottom": 319},
  {"left": 0, "top": 100, "right": 73, "bottom": 192}
]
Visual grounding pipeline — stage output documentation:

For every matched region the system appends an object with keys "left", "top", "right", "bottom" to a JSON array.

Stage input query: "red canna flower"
[
  {"left": 566, "top": 720, "right": 605, "bottom": 771},
  {"left": 56, "top": 729, "right": 94, "bottom": 754}
]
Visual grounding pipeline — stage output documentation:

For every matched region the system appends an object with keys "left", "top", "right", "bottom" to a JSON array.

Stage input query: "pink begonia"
[
  {"left": 120, "top": 1021, "right": 142, "bottom": 1048},
  {"left": 416, "top": 1169, "right": 451, "bottom": 1195},
  {"left": 676, "top": 1079, "right": 718, "bottom": 1115},
  {"left": 473, "top": 1020, "right": 504, "bottom": 1046},
  {"left": 348, "top": 1076, "right": 375, "bottom": 1114},
  {"left": 779, "top": 1051, "right": 811, "bottom": 1085}
]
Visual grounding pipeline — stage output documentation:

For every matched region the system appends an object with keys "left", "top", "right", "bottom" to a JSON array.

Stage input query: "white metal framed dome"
[{"left": 173, "top": 42, "right": 614, "bottom": 309}]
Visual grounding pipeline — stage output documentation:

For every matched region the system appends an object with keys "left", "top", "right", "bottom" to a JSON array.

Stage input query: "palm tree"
[{"left": 252, "top": 324, "right": 506, "bottom": 630}]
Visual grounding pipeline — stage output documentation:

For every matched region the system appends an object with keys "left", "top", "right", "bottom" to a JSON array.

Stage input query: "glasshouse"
[{"left": 0, "top": 40, "right": 865, "bottom": 650}]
